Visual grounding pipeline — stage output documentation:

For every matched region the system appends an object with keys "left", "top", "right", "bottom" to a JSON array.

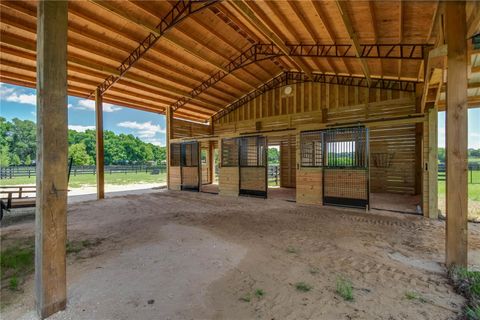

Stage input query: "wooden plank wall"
[
  {"left": 181, "top": 166, "right": 199, "bottom": 189},
  {"left": 296, "top": 169, "right": 323, "bottom": 205},
  {"left": 214, "top": 82, "right": 415, "bottom": 135},
  {"left": 172, "top": 117, "right": 212, "bottom": 139},
  {"left": 219, "top": 167, "right": 239, "bottom": 196},
  {"left": 369, "top": 125, "right": 416, "bottom": 194},
  {"left": 169, "top": 166, "right": 181, "bottom": 190},
  {"left": 240, "top": 167, "right": 266, "bottom": 191}
]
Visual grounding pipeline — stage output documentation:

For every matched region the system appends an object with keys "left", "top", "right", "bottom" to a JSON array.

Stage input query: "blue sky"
[
  {"left": 1, "top": 82, "right": 479, "bottom": 149},
  {"left": 0, "top": 83, "right": 166, "bottom": 146}
]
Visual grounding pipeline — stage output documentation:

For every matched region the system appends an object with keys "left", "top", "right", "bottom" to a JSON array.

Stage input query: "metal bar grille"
[
  {"left": 180, "top": 142, "right": 199, "bottom": 167},
  {"left": 300, "top": 131, "right": 323, "bottom": 167},
  {"left": 323, "top": 127, "right": 367, "bottom": 169},
  {"left": 170, "top": 143, "right": 181, "bottom": 166},
  {"left": 239, "top": 136, "right": 266, "bottom": 167}
]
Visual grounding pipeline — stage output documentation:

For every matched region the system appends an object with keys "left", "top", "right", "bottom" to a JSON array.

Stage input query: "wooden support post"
[
  {"left": 35, "top": 1, "right": 68, "bottom": 318},
  {"left": 415, "top": 85, "right": 423, "bottom": 196},
  {"left": 95, "top": 88, "right": 105, "bottom": 199},
  {"left": 166, "top": 107, "right": 172, "bottom": 189},
  {"left": 427, "top": 106, "right": 438, "bottom": 219},
  {"left": 445, "top": 1, "right": 468, "bottom": 267}
]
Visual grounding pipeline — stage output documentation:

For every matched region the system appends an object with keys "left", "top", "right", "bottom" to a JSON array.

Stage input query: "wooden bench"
[{"left": 0, "top": 186, "right": 36, "bottom": 220}]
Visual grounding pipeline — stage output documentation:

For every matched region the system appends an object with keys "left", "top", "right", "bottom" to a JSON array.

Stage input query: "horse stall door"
[
  {"left": 322, "top": 127, "right": 369, "bottom": 209},
  {"left": 239, "top": 136, "right": 267, "bottom": 198},
  {"left": 180, "top": 142, "right": 200, "bottom": 191}
]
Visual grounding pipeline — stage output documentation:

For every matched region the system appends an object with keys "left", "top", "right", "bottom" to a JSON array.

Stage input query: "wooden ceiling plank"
[
  {"left": 368, "top": 1, "right": 383, "bottom": 78},
  {"left": 335, "top": 0, "right": 371, "bottom": 85},
  {"left": 311, "top": 1, "right": 352, "bottom": 75},
  {"left": 229, "top": 0, "right": 313, "bottom": 77},
  {"left": 124, "top": 0, "right": 263, "bottom": 88},
  {"left": 398, "top": 1, "right": 404, "bottom": 79},
  {"left": 287, "top": 0, "right": 338, "bottom": 74}
]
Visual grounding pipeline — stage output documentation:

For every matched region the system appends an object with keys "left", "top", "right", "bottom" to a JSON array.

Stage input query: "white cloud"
[
  {"left": 143, "top": 138, "right": 165, "bottom": 147},
  {"left": 69, "top": 125, "right": 95, "bottom": 132},
  {"left": 0, "top": 84, "right": 36, "bottom": 105},
  {"left": 117, "top": 121, "right": 165, "bottom": 139},
  {"left": 71, "top": 99, "right": 122, "bottom": 113}
]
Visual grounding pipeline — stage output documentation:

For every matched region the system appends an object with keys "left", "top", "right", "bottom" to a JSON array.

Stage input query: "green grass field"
[{"left": 0, "top": 172, "right": 166, "bottom": 188}]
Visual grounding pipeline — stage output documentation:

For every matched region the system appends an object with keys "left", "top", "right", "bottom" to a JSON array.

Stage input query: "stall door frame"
[
  {"left": 238, "top": 135, "right": 268, "bottom": 198},
  {"left": 180, "top": 141, "right": 200, "bottom": 192}
]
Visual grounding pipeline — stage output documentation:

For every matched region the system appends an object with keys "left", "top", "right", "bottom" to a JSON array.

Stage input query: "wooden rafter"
[
  {"left": 229, "top": 0, "right": 313, "bottom": 77},
  {"left": 368, "top": 1, "right": 383, "bottom": 77},
  {"left": 87, "top": 0, "right": 220, "bottom": 96},
  {"left": 311, "top": 0, "right": 351, "bottom": 75},
  {"left": 335, "top": 0, "right": 372, "bottom": 85},
  {"left": 398, "top": 1, "right": 404, "bottom": 79}
]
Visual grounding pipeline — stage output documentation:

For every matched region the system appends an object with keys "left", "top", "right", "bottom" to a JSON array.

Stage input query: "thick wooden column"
[
  {"left": 445, "top": 1, "right": 468, "bottom": 267},
  {"left": 166, "top": 107, "right": 172, "bottom": 189},
  {"left": 95, "top": 88, "right": 105, "bottom": 199},
  {"left": 35, "top": 1, "right": 68, "bottom": 318}
]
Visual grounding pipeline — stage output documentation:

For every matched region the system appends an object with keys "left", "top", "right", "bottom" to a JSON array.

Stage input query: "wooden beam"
[
  {"left": 427, "top": 106, "right": 438, "bottom": 219},
  {"left": 229, "top": 0, "right": 313, "bottom": 77},
  {"left": 35, "top": 1, "right": 68, "bottom": 318},
  {"left": 335, "top": 0, "right": 371, "bottom": 85},
  {"left": 95, "top": 88, "right": 105, "bottom": 200},
  {"left": 166, "top": 106, "right": 172, "bottom": 189},
  {"left": 398, "top": 1, "right": 404, "bottom": 79},
  {"left": 445, "top": 1, "right": 468, "bottom": 267}
]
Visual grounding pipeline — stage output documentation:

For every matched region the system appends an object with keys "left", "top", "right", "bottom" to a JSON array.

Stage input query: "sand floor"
[{"left": 1, "top": 190, "right": 480, "bottom": 319}]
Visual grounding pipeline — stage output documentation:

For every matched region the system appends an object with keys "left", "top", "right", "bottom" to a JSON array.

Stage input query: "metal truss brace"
[
  {"left": 171, "top": 42, "right": 429, "bottom": 114},
  {"left": 288, "top": 44, "right": 428, "bottom": 60},
  {"left": 212, "top": 71, "right": 420, "bottom": 121},
  {"left": 90, "top": 0, "right": 219, "bottom": 97},
  {"left": 170, "top": 43, "right": 284, "bottom": 111}
]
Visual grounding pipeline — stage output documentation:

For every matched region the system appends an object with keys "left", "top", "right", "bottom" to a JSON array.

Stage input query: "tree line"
[
  {"left": 0, "top": 117, "right": 166, "bottom": 167},
  {"left": 438, "top": 147, "right": 480, "bottom": 163}
]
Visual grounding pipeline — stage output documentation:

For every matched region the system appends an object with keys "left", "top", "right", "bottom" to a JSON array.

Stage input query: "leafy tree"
[
  {"left": 69, "top": 143, "right": 93, "bottom": 165},
  {"left": 10, "top": 154, "right": 21, "bottom": 166},
  {"left": 268, "top": 147, "right": 280, "bottom": 164},
  {"left": 2, "top": 118, "right": 167, "bottom": 166},
  {"left": 0, "top": 145, "right": 10, "bottom": 167},
  {"left": 24, "top": 154, "right": 32, "bottom": 165}
]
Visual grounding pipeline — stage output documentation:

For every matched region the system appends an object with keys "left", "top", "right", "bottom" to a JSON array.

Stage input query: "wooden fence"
[{"left": 0, "top": 165, "right": 167, "bottom": 179}]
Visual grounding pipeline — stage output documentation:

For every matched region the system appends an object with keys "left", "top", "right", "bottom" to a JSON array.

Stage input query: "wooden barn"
[{"left": 0, "top": 0, "right": 478, "bottom": 318}]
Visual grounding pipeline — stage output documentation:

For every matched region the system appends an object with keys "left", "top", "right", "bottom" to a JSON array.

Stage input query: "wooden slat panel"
[
  {"left": 219, "top": 166, "right": 239, "bottom": 196},
  {"left": 296, "top": 169, "right": 322, "bottom": 205}
]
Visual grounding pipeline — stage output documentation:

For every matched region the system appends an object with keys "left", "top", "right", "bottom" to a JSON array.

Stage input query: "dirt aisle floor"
[{"left": 1, "top": 190, "right": 479, "bottom": 320}]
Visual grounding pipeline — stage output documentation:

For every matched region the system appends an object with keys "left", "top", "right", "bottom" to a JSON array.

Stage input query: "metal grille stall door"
[
  {"left": 299, "top": 127, "right": 369, "bottom": 209},
  {"left": 322, "top": 127, "right": 369, "bottom": 208},
  {"left": 239, "top": 136, "right": 267, "bottom": 198},
  {"left": 180, "top": 142, "right": 200, "bottom": 191}
]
